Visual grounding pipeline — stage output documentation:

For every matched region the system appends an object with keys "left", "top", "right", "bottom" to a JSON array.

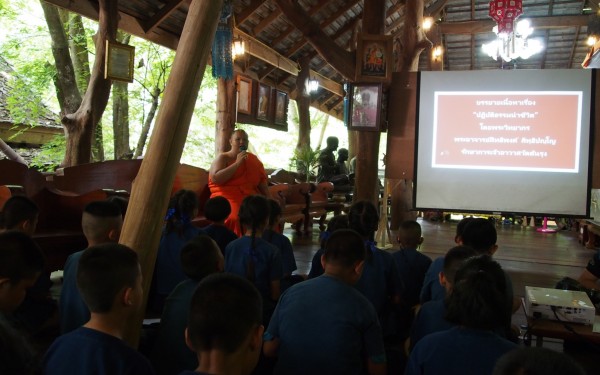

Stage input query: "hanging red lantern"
[{"left": 489, "top": 0, "right": 523, "bottom": 33}]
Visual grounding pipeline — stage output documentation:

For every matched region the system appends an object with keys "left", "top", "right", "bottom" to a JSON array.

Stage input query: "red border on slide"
[{"left": 433, "top": 92, "right": 580, "bottom": 171}]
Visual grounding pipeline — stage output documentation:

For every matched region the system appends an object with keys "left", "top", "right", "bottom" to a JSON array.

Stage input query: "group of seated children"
[{"left": 1, "top": 191, "right": 590, "bottom": 375}]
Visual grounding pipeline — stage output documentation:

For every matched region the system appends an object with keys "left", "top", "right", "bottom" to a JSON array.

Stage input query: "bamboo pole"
[{"left": 119, "top": 0, "right": 224, "bottom": 347}]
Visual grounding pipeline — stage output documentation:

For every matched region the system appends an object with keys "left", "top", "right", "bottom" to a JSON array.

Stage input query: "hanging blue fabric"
[{"left": 211, "top": 1, "right": 233, "bottom": 80}]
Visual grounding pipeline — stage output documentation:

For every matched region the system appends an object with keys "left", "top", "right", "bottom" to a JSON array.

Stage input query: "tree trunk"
[
  {"left": 113, "top": 32, "right": 132, "bottom": 159},
  {"left": 133, "top": 87, "right": 160, "bottom": 159},
  {"left": 119, "top": 0, "right": 224, "bottom": 347},
  {"left": 295, "top": 57, "right": 311, "bottom": 150},
  {"left": 40, "top": 1, "right": 81, "bottom": 116},
  {"left": 65, "top": 12, "right": 91, "bottom": 93},
  {"left": 60, "top": 0, "right": 117, "bottom": 167},
  {"left": 215, "top": 78, "right": 236, "bottom": 154}
]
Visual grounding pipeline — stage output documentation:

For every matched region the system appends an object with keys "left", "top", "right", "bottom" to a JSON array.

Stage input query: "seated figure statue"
[{"left": 317, "top": 137, "right": 351, "bottom": 187}]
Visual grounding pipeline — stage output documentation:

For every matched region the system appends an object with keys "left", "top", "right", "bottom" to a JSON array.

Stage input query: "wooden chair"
[
  {"left": 269, "top": 183, "right": 305, "bottom": 234},
  {"left": 50, "top": 159, "right": 143, "bottom": 194},
  {"left": 0, "top": 185, "right": 11, "bottom": 209}
]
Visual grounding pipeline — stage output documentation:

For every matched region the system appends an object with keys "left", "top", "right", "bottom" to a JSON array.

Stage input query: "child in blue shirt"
[
  {"left": 307, "top": 214, "right": 349, "bottom": 279},
  {"left": 225, "top": 195, "right": 282, "bottom": 324},
  {"left": 201, "top": 196, "right": 238, "bottom": 255}
]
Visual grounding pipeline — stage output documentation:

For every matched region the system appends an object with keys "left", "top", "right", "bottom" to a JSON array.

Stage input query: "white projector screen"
[{"left": 415, "top": 69, "right": 593, "bottom": 217}]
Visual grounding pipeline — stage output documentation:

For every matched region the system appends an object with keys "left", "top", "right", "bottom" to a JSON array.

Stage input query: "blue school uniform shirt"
[
  {"left": 153, "top": 279, "right": 199, "bottom": 375},
  {"left": 59, "top": 250, "right": 89, "bottom": 334},
  {"left": 156, "top": 224, "right": 202, "bottom": 296},
  {"left": 409, "top": 298, "right": 454, "bottom": 349},
  {"left": 420, "top": 256, "right": 445, "bottom": 304},
  {"left": 224, "top": 236, "right": 283, "bottom": 302},
  {"left": 202, "top": 223, "right": 238, "bottom": 255},
  {"left": 405, "top": 326, "right": 517, "bottom": 375},
  {"left": 307, "top": 248, "right": 325, "bottom": 279},
  {"left": 355, "top": 243, "right": 404, "bottom": 315},
  {"left": 392, "top": 248, "right": 432, "bottom": 308},
  {"left": 265, "top": 275, "right": 386, "bottom": 375},
  {"left": 43, "top": 327, "right": 155, "bottom": 375},
  {"left": 262, "top": 229, "right": 297, "bottom": 291}
]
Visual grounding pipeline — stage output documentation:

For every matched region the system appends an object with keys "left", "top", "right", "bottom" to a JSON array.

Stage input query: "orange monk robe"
[{"left": 208, "top": 153, "right": 268, "bottom": 236}]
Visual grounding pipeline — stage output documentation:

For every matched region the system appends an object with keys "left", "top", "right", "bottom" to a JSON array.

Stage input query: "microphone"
[{"left": 240, "top": 146, "right": 247, "bottom": 151}]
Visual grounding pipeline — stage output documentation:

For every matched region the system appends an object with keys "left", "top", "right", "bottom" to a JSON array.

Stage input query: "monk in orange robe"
[{"left": 208, "top": 129, "right": 271, "bottom": 236}]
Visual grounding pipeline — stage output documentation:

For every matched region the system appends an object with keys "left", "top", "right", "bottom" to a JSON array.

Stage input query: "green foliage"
[
  {"left": 289, "top": 144, "right": 320, "bottom": 182},
  {"left": 29, "top": 135, "right": 64, "bottom": 171}
]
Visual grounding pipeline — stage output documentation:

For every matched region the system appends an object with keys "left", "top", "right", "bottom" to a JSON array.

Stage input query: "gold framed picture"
[
  {"left": 356, "top": 35, "right": 392, "bottom": 82},
  {"left": 105, "top": 40, "right": 135, "bottom": 83},
  {"left": 237, "top": 75, "right": 253, "bottom": 115},
  {"left": 274, "top": 90, "right": 288, "bottom": 125},
  {"left": 256, "top": 83, "right": 271, "bottom": 121}
]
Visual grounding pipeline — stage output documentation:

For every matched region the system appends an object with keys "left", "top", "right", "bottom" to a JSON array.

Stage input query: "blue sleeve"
[
  {"left": 270, "top": 245, "right": 284, "bottom": 281},
  {"left": 281, "top": 237, "right": 297, "bottom": 275},
  {"left": 265, "top": 297, "right": 282, "bottom": 340},
  {"left": 363, "top": 303, "right": 386, "bottom": 364},
  {"left": 308, "top": 249, "right": 325, "bottom": 279}
]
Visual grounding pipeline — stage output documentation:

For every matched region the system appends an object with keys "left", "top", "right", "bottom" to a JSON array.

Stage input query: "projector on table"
[{"left": 524, "top": 286, "right": 596, "bottom": 325}]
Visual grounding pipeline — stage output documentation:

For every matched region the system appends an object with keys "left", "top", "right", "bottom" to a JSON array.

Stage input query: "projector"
[{"left": 524, "top": 286, "right": 596, "bottom": 325}]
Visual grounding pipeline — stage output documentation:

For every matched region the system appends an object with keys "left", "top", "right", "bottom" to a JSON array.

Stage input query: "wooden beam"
[
  {"left": 438, "top": 15, "right": 590, "bottom": 34},
  {"left": 45, "top": 0, "right": 180, "bottom": 49},
  {"left": 327, "top": 96, "right": 344, "bottom": 111},
  {"left": 253, "top": 9, "right": 281, "bottom": 35},
  {"left": 386, "top": 2, "right": 405, "bottom": 18},
  {"left": 322, "top": 0, "right": 361, "bottom": 29},
  {"left": 234, "top": 28, "right": 299, "bottom": 75},
  {"left": 236, "top": 0, "right": 265, "bottom": 23},
  {"left": 386, "top": 0, "right": 448, "bottom": 34},
  {"left": 143, "top": 0, "right": 186, "bottom": 34}
]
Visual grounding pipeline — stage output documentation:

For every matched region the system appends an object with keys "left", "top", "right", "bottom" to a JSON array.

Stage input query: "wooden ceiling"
[{"left": 45, "top": 0, "right": 597, "bottom": 120}]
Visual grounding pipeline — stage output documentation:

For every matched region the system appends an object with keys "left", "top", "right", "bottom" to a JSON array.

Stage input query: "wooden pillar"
[
  {"left": 296, "top": 56, "right": 311, "bottom": 150},
  {"left": 216, "top": 77, "right": 236, "bottom": 153},
  {"left": 354, "top": 0, "right": 386, "bottom": 204},
  {"left": 119, "top": 0, "right": 224, "bottom": 347}
]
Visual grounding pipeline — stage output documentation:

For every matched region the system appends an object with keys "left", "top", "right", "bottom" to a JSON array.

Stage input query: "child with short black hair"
[
  {"left": 264, "top": 229, "right": 386, "bottom": 375},
  {"left": 225, "top": 195, "right": 282, "bottom": 324},
  {"left": 44, "top": 244, "right": 154, "bottom": 374},
  {"left": 153, "top": 235, "right": 223, "bottom": 375},
  {"left": 0, "top": 196, "right": 39, "bottom": 235},
  {"left": 60, "top": 200, "right": 123, "bottom": 334},
  {"left": 182, "top": 273, "right": 264, "bottom": 375},
  {"left": 202, "top": 196, "right": 238, "bottom": 255},
  {"left": 0, "top": 231, "right": 45, "bottom": 375},
  {"left": 406, "top": 255, "right": 516, "bottom": 375},
  {"left": 307, "top": 214, "right": 349, "bottom": 279},
  {"left": 155, "top": 190, "right": 203, "bottom": 310},
  {"left": 262, "top": 199, "right": 299, "bottom": 292}
]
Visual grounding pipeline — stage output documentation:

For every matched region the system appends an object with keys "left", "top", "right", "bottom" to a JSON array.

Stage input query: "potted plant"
[{"left": 289, "top": 145, "right": 320, "bottom": 182}]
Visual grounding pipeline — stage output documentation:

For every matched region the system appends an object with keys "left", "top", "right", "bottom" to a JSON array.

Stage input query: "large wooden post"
[
  {"left": 119, "top": 0, "right": 224, "bottom": 347},
  {"left": 354, "top": 0, "right": 386, "bottom": 204},
  {"left": 296, "top": 56, "right": 311, "bottom": 150},
  {"left": 216, "top": 77, "right": 236, "bottom": 153}
]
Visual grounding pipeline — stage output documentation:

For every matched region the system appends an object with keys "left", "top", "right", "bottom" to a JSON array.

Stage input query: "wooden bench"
[{"left": 268, "top": 183, "right": 305, "bottom": 234}]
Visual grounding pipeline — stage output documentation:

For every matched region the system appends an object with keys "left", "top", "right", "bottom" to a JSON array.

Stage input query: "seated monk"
[{"left": 208, "top": 129, "right": 271, "bottom": 236}]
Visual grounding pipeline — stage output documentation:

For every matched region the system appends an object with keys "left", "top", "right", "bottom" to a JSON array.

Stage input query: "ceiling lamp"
[
  {"left": 482, "top": 1, "right": 543, "bottom": 62},
  {"left": 232, "top": 37, "right": 245, "bottom": 60},
  {"left": 422, "top": 17, "right": 434, "bottom": 31},
  {"left": 307, "top": 78, "right": 319, "bottom": 93}
]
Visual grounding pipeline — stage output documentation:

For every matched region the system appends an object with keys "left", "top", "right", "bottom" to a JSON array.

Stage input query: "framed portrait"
[
  {"left": 256, "top": 83, "right": 271, "bottom": 121},
  {"left": 356, "top": 35, "right": 392, "bottom": 82},
  {"left": 237, "top": 75, "right": 252, "bottom": 115},
  {"left": 274, "top": 90, "right": 288, "bottom": 125},
  {"left": 348, "top": 83, "right": 383, "bottom": 131},
  {"left": 105, "top": 40, "right": 135, "bottom": 82}
]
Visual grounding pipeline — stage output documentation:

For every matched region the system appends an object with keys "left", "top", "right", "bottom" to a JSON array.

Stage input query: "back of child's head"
[
  {"left": 323, "top": 229, "right": 367, "bottom": 268},
  {"left": 445, "top": 254, "right": 509, "bottom": 330},
  {"left": 348, "top": 201, "right": 378, "bottom": 240},
  {"left": 0, "top": 231, "right": 45, "bottom": 295},
  {"left": 76, "top": 243, "right": 139, "bottom": 313},
  {"left": 320, "top": 214, "right": 349, "bottom": 248},
  {"left": 82, "top": 200, "right": 123, "bottom": 243},
  {"left": 266, "top": 199, "right": 282, "bottom": 227},
  {"left": 398, "top": 220, "right": 422, "bottom": 249},
  {"left": 181, "top": 235, "right": 223, "bottom": 281},
  {"left": 455, "top": 216, "right": 475, "bottom": 243},
  {"left": 105, "top": 196, "right": 129, "bottom": 218},
  {"left": 204, "top": 196, "right": 231, "bottom": 223},
  {"left": 493, "top": 347, "right": 585, "bottom": 375},
  {"left": 238, "top": 195, "right": 269, "bottom": 233},
  {"left": 166, "top": 190, "right": 199, "bottom": 233},
  {"left": 442, "top": 245, "right": 478, "bottom": 286},
  {"left": 187, "top": 273, "right": 262, "bottom": 354},
  {"left": 460, "top": 218, "right": 497, "bottom": 254},
  {"left": 0, "top": 196, "right": 39, "bottom": 232}
]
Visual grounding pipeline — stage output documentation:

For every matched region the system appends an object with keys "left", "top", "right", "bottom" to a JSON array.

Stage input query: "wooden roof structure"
[{"left": 45, "top": 0, "right": 598, "bottom": 121}]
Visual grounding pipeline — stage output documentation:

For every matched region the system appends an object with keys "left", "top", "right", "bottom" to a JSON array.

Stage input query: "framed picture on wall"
[
  {"left": 237, "top": 75, "right": 252, "bottom": 115},
  {"left": 274, "top": 90, "right": 288, "bottom": 125},
  {"left": 356, "top": 34, "right": 392, "bottom": 82},
  {"left": 348, "top": 83, "right": 382, "bottom": 131},
  {"left": 256, "top": 83, "right": 271, "bottom": 121},
  {"left": 105, "top": 40, "right": 135, "bottom": 82}
]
